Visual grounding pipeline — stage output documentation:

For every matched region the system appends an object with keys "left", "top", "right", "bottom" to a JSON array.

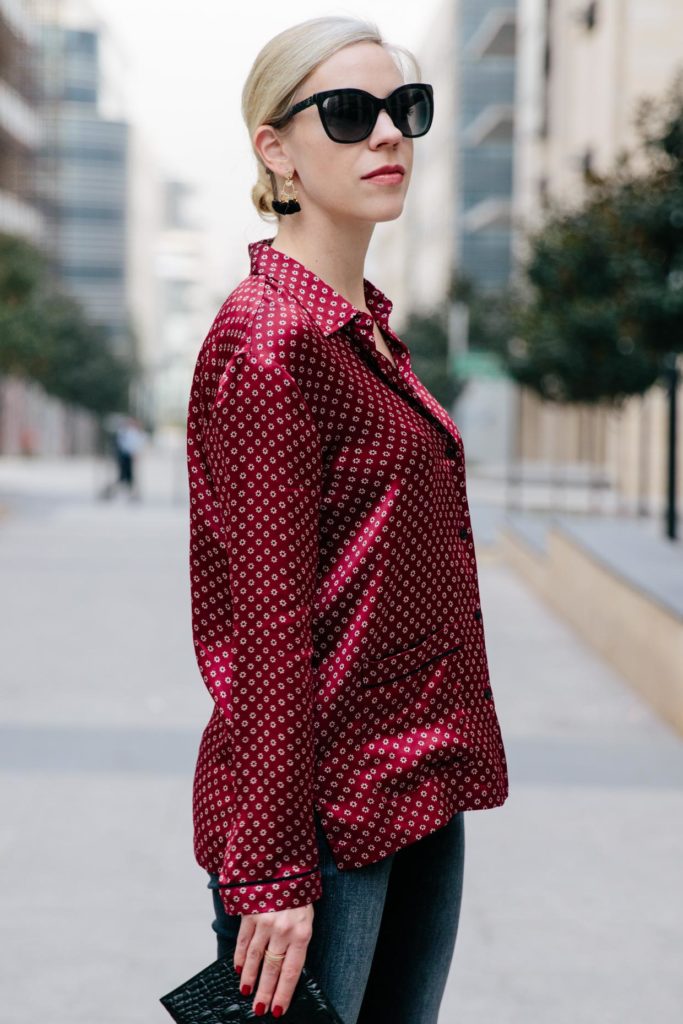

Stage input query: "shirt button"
[
  {"left": 474, "top": 608, "right": 482, "bottom": 620},
  {"left": 459, "top": 526, "right": 468, "bottom": 540},
  {"left": 483, "top": 686, "right": 492, "bottom": 699}
]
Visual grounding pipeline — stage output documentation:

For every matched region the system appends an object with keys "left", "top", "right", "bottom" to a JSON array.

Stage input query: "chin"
[
  {"left": 329, "top": 196, "right": 406, "bottom": 225},
  {"left": 372, "top": 209, "right": 404, "bottom": 224},
  {"left": 370, "top": 198, "right": 406, "bottom": 223},
  {"left": 352, "top": 190, "right": 405, "bottom": 215}
]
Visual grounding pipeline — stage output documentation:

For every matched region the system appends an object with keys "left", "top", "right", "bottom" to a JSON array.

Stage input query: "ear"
[{"left": 253, "top": 124, "right": 292, "bottom": 179}]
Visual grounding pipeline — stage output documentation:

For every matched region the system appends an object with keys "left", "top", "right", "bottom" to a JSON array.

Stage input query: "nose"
[{"left": 369, "top": 107, "right": 403, "bottom": 146}]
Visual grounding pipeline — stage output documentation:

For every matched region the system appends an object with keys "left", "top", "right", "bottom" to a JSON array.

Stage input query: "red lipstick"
[{"left": 362, "top": 164, "right": 406, "bottom": 179}]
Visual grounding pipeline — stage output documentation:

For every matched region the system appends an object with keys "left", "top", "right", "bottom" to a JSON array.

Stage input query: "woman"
[{"left": 186, "top": 15, "right": 509, "bottom": 1023}]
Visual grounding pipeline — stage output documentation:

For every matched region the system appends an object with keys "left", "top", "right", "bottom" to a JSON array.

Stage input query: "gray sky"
[{"left": 92, "top": 0, "right": 441, "bottom": 298}]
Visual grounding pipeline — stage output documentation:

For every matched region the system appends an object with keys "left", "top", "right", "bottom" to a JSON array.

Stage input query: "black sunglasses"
[{"left": 272, "top": 82, "right": 434, "bottom": 144}]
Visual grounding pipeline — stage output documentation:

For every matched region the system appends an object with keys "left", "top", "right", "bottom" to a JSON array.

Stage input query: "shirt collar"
[{"left": 248, "top": 236, "right": 398, "bottom": 341}]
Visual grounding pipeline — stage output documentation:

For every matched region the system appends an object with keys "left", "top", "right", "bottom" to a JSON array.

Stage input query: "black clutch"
[{"left": 159, "top": 934, "right": 345, "bottom": 1023}]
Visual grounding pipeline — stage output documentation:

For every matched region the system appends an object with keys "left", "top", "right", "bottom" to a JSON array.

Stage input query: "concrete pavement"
[{"left": 1, "top": 444, "right": 681, "bottom": 1023}]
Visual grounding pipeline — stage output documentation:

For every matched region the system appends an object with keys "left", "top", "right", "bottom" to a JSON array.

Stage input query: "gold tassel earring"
[{"left": 272, "top": 169, "right": 301, "bottom": 214}]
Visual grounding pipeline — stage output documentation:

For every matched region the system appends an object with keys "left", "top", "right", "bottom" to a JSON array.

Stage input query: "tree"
[
  {"left": 448, "top": 271, "right": 515, "bottom": 357},
  {"left": 504, "top": 72, "right": 683, "bottom": 537},
  {"left": 504, "top": 194, "right": 663, "bottom": 403},
  {"left": 401, "top": 307, "right": 465, "bottom": 407},
  {"left": 0, "top": 231, "right": 133, "bottom": 417}
]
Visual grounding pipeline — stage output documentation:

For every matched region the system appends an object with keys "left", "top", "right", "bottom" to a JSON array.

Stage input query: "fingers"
[
  {"left": 233, "top": 914, "right": 256, "bottom": 977},
  {"left": 254, "top": 927, "right": 311, "bottom": 1017},
  {"left": 234, "top": 909, "right": 314, "bottom": 1017},
  {"left": 234, "top": 912, "right": 269, "bottom": 997}
]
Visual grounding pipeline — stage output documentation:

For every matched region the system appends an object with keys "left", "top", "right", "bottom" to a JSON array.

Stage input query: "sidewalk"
[
  {"left": 0, "top": 437, "right": 188, "bottom": 519},
  {"left": 0, "top": 451, "right": 682, "bottom": 1022},
  {"left": 503, "top": 507, "right": 683, "bottom": 617}
]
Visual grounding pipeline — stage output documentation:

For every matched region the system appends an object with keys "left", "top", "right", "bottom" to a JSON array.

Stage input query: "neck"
[{"left": 269, "top": 212, "right": 376, "bottom": 313}]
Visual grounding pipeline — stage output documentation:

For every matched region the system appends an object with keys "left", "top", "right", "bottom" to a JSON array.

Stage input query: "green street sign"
[{"left": 451, "top": 349, "right": 506, "bottom": 379}]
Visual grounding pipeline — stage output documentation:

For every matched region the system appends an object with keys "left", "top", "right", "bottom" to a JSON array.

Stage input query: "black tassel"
[{"left": 272, "top": 198, "right": 301, "bottom": 215}]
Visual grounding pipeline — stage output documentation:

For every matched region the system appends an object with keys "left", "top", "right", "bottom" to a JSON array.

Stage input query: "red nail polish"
[
  {"left": 273, "top": 1006, "right": 283, "bottom": 1018},
  {"left": 254, "top": 1002, "right": 266, "bottom": 1016},
  {"left": 240, "top": 983, "right": 251, "bottom": 996},
  {"left": 235, "top": 964, "right": 242, "bottom": 974}
]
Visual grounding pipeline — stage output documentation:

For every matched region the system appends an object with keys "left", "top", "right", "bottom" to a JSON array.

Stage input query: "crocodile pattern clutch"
[{"left": 159, "top": 940, "right": 345, "bottom": 1023}]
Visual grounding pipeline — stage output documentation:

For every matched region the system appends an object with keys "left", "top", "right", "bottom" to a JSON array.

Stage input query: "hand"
[{"left": 234, "top": 902, "right": 315, "bottom": 1017}]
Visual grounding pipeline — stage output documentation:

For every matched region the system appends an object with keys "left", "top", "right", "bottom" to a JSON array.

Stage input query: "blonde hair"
[{"left": 241, "top": 16, "right": 421, "bottom": 221}]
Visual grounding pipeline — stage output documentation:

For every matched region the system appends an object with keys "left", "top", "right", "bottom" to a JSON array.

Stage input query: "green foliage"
[
  {"left": 448, "top": 271, "right": 516, "bottom": 365},
  {"left": 401, "top": 308, "right": 465, "bottom": 405},
  {"left": 505, "top": 71, "right": 683, "bottom": 404},
  {"left": 506, "top": 192, "right": 662, "bottom": 403},
  {"left": 0, "top": 232, "right": 49, "bottom": 304},
  {"left": 633, "top": 69, "right": 683, "bottom": 171},
  {"left": 0, "top": 231, "right": 132, "bottom": 415}
]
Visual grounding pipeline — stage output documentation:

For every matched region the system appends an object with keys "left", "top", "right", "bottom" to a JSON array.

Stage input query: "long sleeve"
[{"left": 187, "top": 343, "right": 323, "bottom": 915}]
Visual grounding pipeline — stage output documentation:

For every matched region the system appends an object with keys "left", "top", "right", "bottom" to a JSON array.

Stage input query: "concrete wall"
[
  {"left": 501, "top": 521, "right": 683, "bottom": 737},
  {"left": 0, "top": 374, "right": 99, "bottom": 455}
]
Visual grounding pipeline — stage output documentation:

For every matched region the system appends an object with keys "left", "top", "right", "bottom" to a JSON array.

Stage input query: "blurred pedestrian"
[{"left": 100, "top": 415, "right": 146, "bottom": 501}]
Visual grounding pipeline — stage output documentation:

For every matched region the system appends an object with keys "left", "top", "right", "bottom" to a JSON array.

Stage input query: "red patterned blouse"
[{"left": 186, "top": 237, "right": 509, "bottom": 916}]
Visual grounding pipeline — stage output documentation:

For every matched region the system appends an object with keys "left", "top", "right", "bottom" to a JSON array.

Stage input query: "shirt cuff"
[{"left": 216, "top": 865, "right": 323, "bottom": 916}]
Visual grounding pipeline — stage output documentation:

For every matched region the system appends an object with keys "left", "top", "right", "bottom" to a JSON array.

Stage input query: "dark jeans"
[
  {"left": 207, "top": 807, "right": 466, "bottom": 1024},
  {"left": 116, "top": 450, "right": 133, "bottom": 484}
]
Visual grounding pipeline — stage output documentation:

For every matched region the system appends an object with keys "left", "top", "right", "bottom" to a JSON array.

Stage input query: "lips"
[{"left": 362, "top": 164, "right": 405, "bottom": 179}]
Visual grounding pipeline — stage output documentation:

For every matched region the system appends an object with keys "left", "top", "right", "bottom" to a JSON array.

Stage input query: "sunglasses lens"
[
  {"left": 318, "top": 85, "right": 433, "bottom": 142},
  {"left": 390, "top": 85, "right": 433, "bottom": 137},
  {"left": 321, "top": 92, "right": 374, "bottom": 142}
]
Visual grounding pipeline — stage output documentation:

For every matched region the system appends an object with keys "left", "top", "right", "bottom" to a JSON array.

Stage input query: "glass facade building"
[
  {"left": 456, "top": 1, "right": 517, "bottom": 289},
  {"left": 35, "top": 22, "right": 130, "bottom": 357}
]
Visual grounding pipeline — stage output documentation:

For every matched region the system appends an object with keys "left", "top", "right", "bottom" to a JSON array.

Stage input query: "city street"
[{"left": 1, "top": 445, "right": 682, "bottom": 1023}]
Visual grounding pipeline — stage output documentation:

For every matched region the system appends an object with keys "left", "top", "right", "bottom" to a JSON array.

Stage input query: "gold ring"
[{"left": 264, "top": 948, "right": 287, "bottom": 963}]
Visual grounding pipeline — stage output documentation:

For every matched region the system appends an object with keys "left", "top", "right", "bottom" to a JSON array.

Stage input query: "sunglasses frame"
[{"left": 273, "top": 82, "right": 434, "bottom": 144}]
